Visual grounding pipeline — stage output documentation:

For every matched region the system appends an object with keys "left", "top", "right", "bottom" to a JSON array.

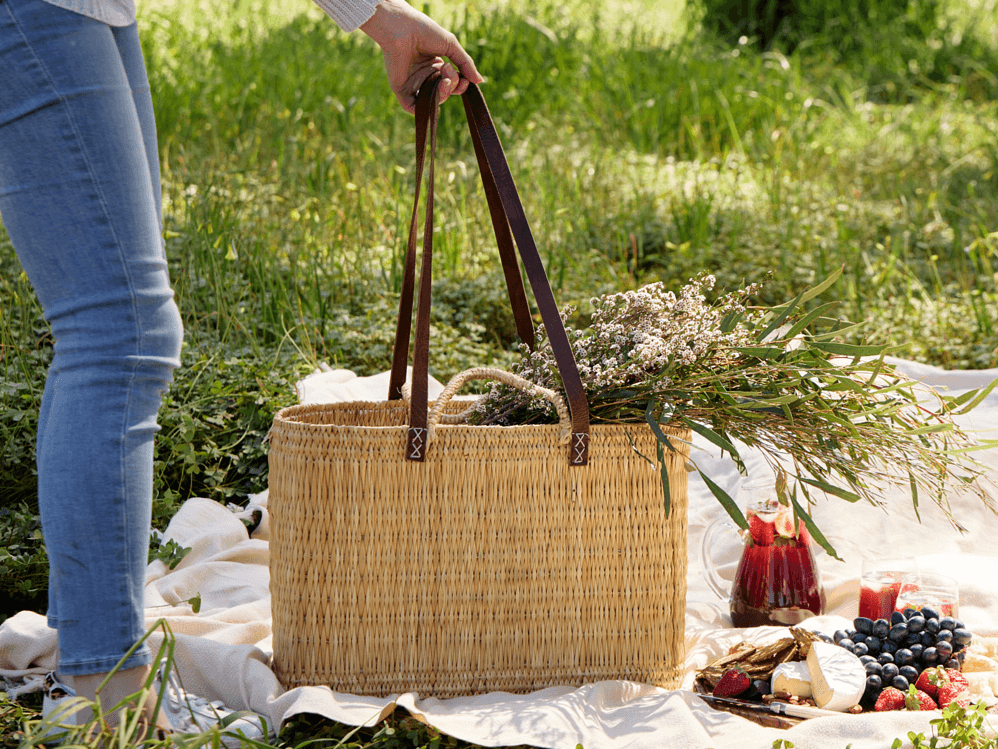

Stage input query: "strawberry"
[
  {"left": 915, "top": 666, "right": 949, "bottom": 699},
  {"left": 713, "top": 668, "right": 751, "bottom": 697},
  {"left": 796, "top": 521, "right": 812, "bottom": 547},
  {"left": 874, "top": 687, "right": 906, "bottom": 711},
  {"left": 748, "top": 516, "right": 775, "bottom": 546},
  {"left": 905, "top": 686, "right": 938, "bottom": 711},
  {"left": 937, "top": 684, "right": 971, "bottom": 709},
  {"left": 945, "top": 669, "right": 970, "bottom": 692}
]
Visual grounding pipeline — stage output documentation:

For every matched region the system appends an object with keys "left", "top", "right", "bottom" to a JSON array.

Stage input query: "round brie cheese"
[{"left": 806, "top": 641, "right": 866, "bottom": 711}]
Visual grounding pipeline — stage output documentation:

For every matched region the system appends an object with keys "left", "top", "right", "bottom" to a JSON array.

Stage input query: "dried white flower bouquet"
[{"left": 467, "top": 269, "right": 997, "bottom": 558}]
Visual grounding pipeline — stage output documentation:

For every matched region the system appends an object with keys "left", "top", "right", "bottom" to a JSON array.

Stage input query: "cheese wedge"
[
  {"left": 806, "top": 641, "right": 866, "bottom": 711},
  {"left": 772, "top": 661, "right": 813, "bottom": 698}
]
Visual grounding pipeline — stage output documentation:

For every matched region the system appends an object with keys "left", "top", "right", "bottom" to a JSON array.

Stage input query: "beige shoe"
[
  {"left": 39, "top": 668, "right": 267, "bottom": 746},
  {"left": 155, "top": 664, "right": 267, "bottom": 746}
]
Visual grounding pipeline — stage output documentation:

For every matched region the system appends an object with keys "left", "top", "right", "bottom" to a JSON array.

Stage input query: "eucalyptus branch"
[{"left": 467, "top": 272, "right": 997, "bottom": 557}]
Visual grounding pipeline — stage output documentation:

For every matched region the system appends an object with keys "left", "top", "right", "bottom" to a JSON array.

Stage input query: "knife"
[{"left": 697, "top": 693, "right": 845, "bottom": 719}]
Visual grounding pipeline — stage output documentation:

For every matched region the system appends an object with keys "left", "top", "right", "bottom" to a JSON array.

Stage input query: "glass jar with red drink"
[{"left": 701, "top": 485, "right": 825, "bottom": 627}]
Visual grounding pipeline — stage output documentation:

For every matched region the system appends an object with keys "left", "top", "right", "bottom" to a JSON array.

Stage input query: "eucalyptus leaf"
[
  {"left": 784, "top": 301, "right": 841, "bottom": 341},
  {"left": 696, "top": 466, "right": 748, "bottom": 530},
  {"left": 808, "top": 341, "right": 889, "bottom": 357},
  {"left": 909, "top": 471, "right": 921, "bottom": 523},
  {"left": 952, "top": 377, "right": 998, "bottom": 415},
  {"left": 731, "top": 346, "right": 784, "bottom": 359},
  {"left": 720, "top": 309, "right": 744, "bottom": 334},
  {"left": 799, "top": 476, "right": 862, "bottom": 502},
  {"left": 757, "top": 289, "right": 804, "bottom": 343},
  {"left": 768, "top": 266, "right": 843, "bottom": 314},
  {"left": 657, "top": 440, "right": 671, "bottom": 518},
  {"left": 681, "top": 416, "right": 739, "bottom": 456},
  {"left": 625, "top": 428, "right": 656, "bottom": 466},
  {"left": 645, "top": 401, "right": 678, "bottom": 452},
  {"left": 906, "top": 423, "right": 955, "bottom": 436}
]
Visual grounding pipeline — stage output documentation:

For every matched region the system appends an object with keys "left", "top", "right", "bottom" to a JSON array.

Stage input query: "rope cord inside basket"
[
  {"left": 428, "top": 367, "right": 572, "bottom": 442},
  {"left": 400, "top": 367, "right": 572, "bottom": 442}
]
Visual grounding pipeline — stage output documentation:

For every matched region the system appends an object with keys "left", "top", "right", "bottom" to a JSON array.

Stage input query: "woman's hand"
[{"left": 360, "top": 0, "right": 484, "bottom": 114}]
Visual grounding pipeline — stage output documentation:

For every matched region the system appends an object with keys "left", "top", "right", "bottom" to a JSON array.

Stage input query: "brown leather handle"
[
  {"left": 388, "top": 75, "right": 533, "bottom": 398},
  {"left": 389, "top": 77, "right": 590, "bottom": 466}
]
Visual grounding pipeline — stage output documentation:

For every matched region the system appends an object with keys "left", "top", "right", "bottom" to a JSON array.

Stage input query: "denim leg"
[
  {"left": 113, "top": 22, "right": 162, "bottom": 232},
  {"left": 0, "top": 0, "right": 182, "bottom": 675}
]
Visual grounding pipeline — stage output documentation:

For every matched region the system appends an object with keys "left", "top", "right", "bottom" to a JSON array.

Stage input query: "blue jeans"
[{"left": 0, "top": 0, "right": 182, "bottom": 675}]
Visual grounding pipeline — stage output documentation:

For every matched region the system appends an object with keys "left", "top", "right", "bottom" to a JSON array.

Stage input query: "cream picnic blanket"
[{"left": 2, "top": 359, "right": 998, "bottom": 749}]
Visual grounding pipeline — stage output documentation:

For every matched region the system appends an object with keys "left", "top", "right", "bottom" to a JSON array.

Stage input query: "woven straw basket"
[
  {"left": 268, "top": 399, "right": 690, "bottom": 697},
  {"left": 268, "top": 78, "right": 691, "bottom": 697}
]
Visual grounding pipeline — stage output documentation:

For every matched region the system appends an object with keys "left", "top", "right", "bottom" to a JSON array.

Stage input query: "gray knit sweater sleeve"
[
  {"left": 38, "top": 0, "right": 379, "bottom": 33},
  {"left": 310, "top": 0, "right": 380, "bottom": 32},
  {"left": 40, "top": 0, "right": 136, "bottom": 27}
]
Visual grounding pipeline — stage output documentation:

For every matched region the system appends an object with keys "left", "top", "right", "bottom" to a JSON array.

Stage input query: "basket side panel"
[{"left": 269, "top": 410, "right": 689, "bottom": 697}]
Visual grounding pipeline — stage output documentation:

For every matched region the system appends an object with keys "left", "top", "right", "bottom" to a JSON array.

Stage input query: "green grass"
[{"left": 2, "top": 0, "right": 998, "bottom": 744}]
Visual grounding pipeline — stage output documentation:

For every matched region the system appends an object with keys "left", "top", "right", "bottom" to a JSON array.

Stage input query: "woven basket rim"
[{"left": 274, "top": 401, "right": 692, "bottom": 438}]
